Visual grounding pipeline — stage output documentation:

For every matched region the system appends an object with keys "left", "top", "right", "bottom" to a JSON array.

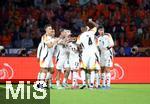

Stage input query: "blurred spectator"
[
  {"left": 114, "top": 46, "right": 120, "bottom": 56},
  {"left": 114, "top": 0, "right": 125, "bottom": 4},
  {"left": 125, "top": 24, "right": 137, "bottom": 45},
  {"left": 21, "top": 33, "right": 34, "bottom": 48},
  {"left": 32, "top": 28, "right": 41, "bottom": 48},
  {"left": 1, "top": 30, "right": 12, "bottom": 48},
  {"left": 91, "top": 0, "right": 98, "bottom": 5},
  {"left": 112, "top": 21, "right": 124, "bottom": 46},
  {"left": 18, "top": 49, "right": 29, "bottom": 57},
  {"left": 79, "top": 0, "right": 89, "bottom": 6},
  {"left": 118, "top": 46, "right": 126, "bottom": 56},
  {"left": 38, "top": 12, "right": 49, "bottom": 29},
  {"left": 124, "top": 42, "right": 131, "bottom": 56},
  {"left": 0, "top": 0, "right": 149, "bottom": 56},
  {"left": 135, "top": 24, "right": 143, "bottom": 44},
  {"left": 57, "top": 0, "right": 67, "bottom": 5},
  {"left": 72, "top": 14, "right": 84, "bottom": 34},
  {"left": 12, "top": 26, "right": 21, "bottom": 48},
  {"left": 131, "top": 45, "right": 141, "bottom": 56},
  {"left": 0, "top": 49, "right": 6, "bottom": 56},
  {"left": 34, "top": 0, "right": 45, "bottom": 8},
  {"left": 144, "top": 49, "right": 150, "bottom": 57}
]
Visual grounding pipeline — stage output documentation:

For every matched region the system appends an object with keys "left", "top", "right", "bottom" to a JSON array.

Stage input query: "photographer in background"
[
  {"left": 0, "top": 46, "right": 6, "bottom": 56},
  {"left": 18, "top": 49, "right": 29, "bottom": 57},
  {"left": 144, "top": 49, "right": 150, "bottom": 57},
  {"left": 131, "top": 45, "right": 140, "bottom": 56}
]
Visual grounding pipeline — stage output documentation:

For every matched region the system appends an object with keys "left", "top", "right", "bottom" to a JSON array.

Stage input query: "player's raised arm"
[
  {"left": 46, "top": 38, "right": 60, "bottom": 48},
  {"left": 37, "top": 43, "right": 42, "bottom": 59},
  {"left": 88, "top": 18, "right": 99, "bottom": 28},
  {"left": 88, "top": 19, "right": 98, "bottom": 34}
]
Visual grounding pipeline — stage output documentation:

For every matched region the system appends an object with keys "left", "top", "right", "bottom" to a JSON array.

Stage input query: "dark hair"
[
  {"left": 59, "top": 28, "right": 65, "bottom": 32},
  {"left": 97, "top": 25, "right": 104, "bottom": 30},
  {"left": 44, "top": 24, "right": 52, "bottom": 30}
]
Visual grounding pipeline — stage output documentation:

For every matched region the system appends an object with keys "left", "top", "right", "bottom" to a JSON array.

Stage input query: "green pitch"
[
  {"left": 51, "top": 84, "right": 150, "bottom": 104},
  {"left": 0, "top": 84, "right": 150, "bottom": 104}
]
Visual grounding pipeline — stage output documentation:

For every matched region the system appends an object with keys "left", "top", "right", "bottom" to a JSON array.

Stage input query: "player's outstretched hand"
[{"left": 88, "top": 18, "right": 92, "bottom": 22}]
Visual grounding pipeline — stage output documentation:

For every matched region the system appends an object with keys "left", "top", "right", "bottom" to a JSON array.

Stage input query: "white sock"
[
  {"left": 81, "top": 70, "right": 86, "bottom": 85},
  {"left": 86, "top": 73, "right": 90, "bottom": 86},
  {"left": 37, "top": 72, "right": 41, "bottom": 80},
  {"left": 90, "top": 71, "right": 95, "bottom": 87},
  {"left": 47, "top": 72, "right": 53, "bottom": 87},
  {"left": 56, "top": 80, "right": 60, "bottom": 87},
  {"left": 106, "top": 72, "right": 111, "bottom": 87},
  {"left": 49, "top": 80, "right": 52, "bottom": 87},
  {"left": 62, "top": 78, "right": 67, "bottom": 84},
  {"left": 95, "top": 72, "right": 100, "bottom": 87},
  {"left": 40, "top": 72, "right": 46, "bottom": 81},
  {"left": 72, "top": 71, "right": 77, "bottom": 87},
  {"left": 101, "top": 73, "right": 106, "bottom": 87}
]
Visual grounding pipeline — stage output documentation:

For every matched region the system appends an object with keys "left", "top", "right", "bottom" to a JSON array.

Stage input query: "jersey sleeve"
[
  {"left": 37, "top": 43, "right": 42, "bottom": 59},
  {"left": 41, "top": 35, "right": 47, "bottom": 43},
  {"left": 108, "top": 33, "right": 114, "bottom": 48},
  {"left": 90, "top": 27, "right": 97, "bottom": 34},
  {"left": 103, "top": 34, "right": 114, "bottom": 49},
  {"left": 42, "top": 35, "right": 49, "bottom": 44}
]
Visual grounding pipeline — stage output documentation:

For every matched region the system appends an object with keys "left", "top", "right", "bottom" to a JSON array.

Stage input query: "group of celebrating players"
[{"left": 37, "top": 19, "right": 114, "bottom": 89}]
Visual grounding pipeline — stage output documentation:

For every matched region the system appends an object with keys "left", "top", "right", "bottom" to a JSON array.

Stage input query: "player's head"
[
  {"left": 60, "top": 29, "right": 71, "bottom": 37},
  {"left": 45, "top": 24, "right": 55, "bottom": 36},
  {"left": 97, "top": 25, "right": 104, "bottom": 35},
  {"left": 65, "top": 29, "right": 71, "bottom": 37},
  {"left": 81, "top": 26, "right": 89, "bottom": 32}
]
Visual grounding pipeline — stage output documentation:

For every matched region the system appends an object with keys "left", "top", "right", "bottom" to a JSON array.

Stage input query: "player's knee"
[
  {"left": 50, "top": 68, "right": 54, "bottom": 74},
  {"left": 105, "top": 67, "right": 111, "bottom": 73},
  {"left": 101, "top": 67, "right": 105, "bottom": 73}
]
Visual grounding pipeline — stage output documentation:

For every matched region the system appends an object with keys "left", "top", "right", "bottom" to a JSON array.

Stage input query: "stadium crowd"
[{"left": 0, "top": 0, "right": 149, "bottom": 56}]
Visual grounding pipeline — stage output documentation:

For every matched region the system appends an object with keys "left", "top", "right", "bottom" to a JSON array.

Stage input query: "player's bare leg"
[
  {"left": 86, "top": 70, "right": 90, "bottom": 88},
  {"left": 47, "top": 67, "right": 54, "bottom": 89},
  {"left": 95, "top": 70, "right": 101, "bottom": 88},
  {"left": 72, "top": 70, "right": 78, "bottom": 89},
  {"left": 80, "top": 68, "right": 86, "bottom": 89},
  {"left": 105, "top": 67, "right": 111, "bottom": 89},
  {"left": 89, "top": 69, "right": 95, "bottom": 89},
  {"left": 37, "top": 68, "right": 48, "bottom": 88},
  {"left": 101, "top": 67, "right": 106, "bottom": 88},
  {"left": 56, "top": 70, "right": 61, "bottom": 88},
  {"left": 37, "top": 69, "right": 42, "bottom": 81},
  {"left": 62, "top": 68, "right": 70, "bottom": 88}
]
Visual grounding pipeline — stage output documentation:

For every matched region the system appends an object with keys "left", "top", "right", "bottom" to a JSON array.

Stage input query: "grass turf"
[
  {"left": 0, "top": 84, "right": 150, "bottom": 104},
  {"left": 50, "top": 84, "right": 150, "bottom": 104}
]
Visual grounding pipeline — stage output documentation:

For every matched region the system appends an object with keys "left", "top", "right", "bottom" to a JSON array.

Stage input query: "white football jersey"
[
  {"left": 55, "top": 44, "right": 69, "bottom": 58},
  {"left": 76, "top": 27, "right": 98, "bottom": 53},
  {"left": 37, "top": 35, "right": 57, "bottom": 68},
  {"left": 68, "top": 42, "right": 79, "bottom": 55},
  {"left": 41, "top": 35, "right": 56, "bottom": 53},
  {"left": 97, "top": 33, "right": 114, "bottom": 55}
]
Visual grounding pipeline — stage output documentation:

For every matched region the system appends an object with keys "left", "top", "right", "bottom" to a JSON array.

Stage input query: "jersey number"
[{"left": 88, "top": 37, "right": 92, "bottom": 45}]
